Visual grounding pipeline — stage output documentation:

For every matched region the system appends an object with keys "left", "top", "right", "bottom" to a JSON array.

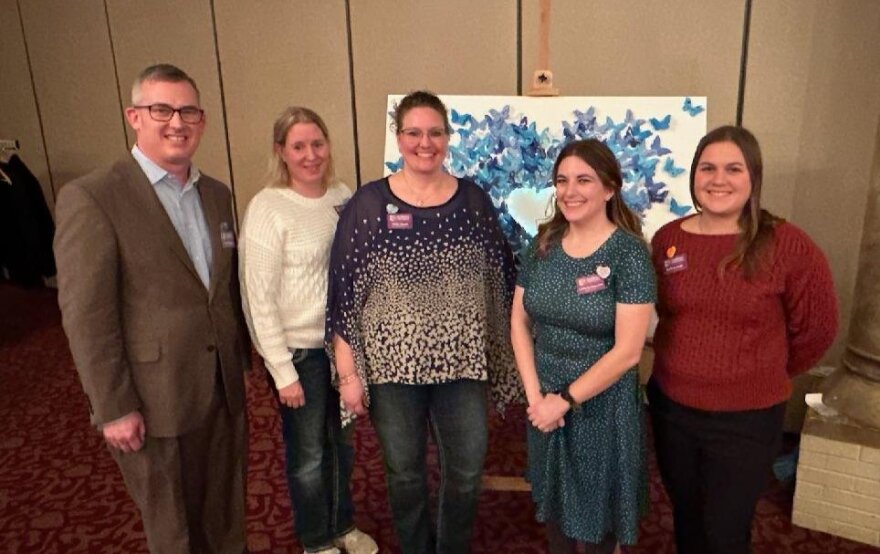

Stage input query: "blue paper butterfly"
[
  {"left": 670, "top": 198, "right": 693, "bottom": 217},
  {"left": 649, "top": 114, "right": 671, "bottom": 130},
  {"left": 663, "top": 157, "right": 686, "bottom": 177},
  {"left": 682, "top": 97, "right": 705, "bottom": 117}
]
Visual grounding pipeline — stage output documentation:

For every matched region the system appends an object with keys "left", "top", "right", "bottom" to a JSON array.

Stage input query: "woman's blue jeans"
[
  {"left": 275, "top": 348, "right": 355, "bottom": 551},
  {"left": 369, "top": 379, "right": 488, "bottom": 554}
]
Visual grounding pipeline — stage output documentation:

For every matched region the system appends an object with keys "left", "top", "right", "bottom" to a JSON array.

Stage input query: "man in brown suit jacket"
[{"left": 54, "top": 64, "right": 250, "bottom": 553}]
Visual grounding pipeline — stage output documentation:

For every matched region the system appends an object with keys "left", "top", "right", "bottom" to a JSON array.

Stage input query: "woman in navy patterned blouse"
[{"left": 325, "top": 91, "right": 520, "bottom": 554}]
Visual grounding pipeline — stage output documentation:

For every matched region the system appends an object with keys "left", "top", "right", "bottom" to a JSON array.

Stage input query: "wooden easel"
[
  {"left": 482, "top": 0, "right": 559, "bottom": 497},
  {"left": 527, "top": 0, "right": 559, "bottom": 97}
]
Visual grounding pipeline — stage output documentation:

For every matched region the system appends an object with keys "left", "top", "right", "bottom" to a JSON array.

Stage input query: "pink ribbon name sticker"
[
  {"left": 576, "top": 274, "right": 606, "bottom": 295},
  {"left": 663, "top": 254, "right": 688, "bottom": 274},
  {"left": 386, "top": 213, "right": 413, "bottom": 230}
]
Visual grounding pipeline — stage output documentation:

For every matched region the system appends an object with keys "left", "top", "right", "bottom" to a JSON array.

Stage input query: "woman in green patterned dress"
[{"left": 511, "top": 139, "right": 656, "bottom": 553}]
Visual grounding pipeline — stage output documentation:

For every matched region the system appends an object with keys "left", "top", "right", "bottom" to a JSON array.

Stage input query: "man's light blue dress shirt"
[{"left": 131, "top": 145, "right": 213, "bottom": 288}]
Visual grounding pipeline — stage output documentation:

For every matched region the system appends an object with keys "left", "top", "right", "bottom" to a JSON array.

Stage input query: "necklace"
[{"left": 401, "top": 171, "right": 445, "bottom": 207}]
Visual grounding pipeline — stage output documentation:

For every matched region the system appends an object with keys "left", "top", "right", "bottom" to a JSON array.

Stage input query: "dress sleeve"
[
  {"left": 484, "top": 193, "right": 517, "bottom": 296},
  {"left": 325, "top": 189, "right": 374, "bottom": 384},
  {"left": 478, "top": 187, "right": 523, "bottom": 411},
  {"left": 780, "top": 226, "right": 839, "bottom": 376},
  {"left": 614, "top": 234, "right": 657, "bottom": 305},
  {"left": 239, "top": 197, "right": 298, "bottom": 389}
]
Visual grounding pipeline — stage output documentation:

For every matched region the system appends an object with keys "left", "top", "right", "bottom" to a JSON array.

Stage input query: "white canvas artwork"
[{"left": 383, "top": 95, "right": 707, "bottom": 253}]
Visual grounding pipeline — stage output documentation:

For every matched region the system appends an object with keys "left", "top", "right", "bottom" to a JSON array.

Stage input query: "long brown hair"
[
  {"left": 535, "top": 139, "right": 643, "bottom": 257},
  {"left": 689, "top": 125, "right": 782, "bottom": 279}
]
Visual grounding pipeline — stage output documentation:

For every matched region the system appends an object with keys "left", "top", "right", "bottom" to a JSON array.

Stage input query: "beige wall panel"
[
  {"left": 20, "top": 1, "right": 127, "bottom": 190},
  {"left": 522, "top": 0, "right": 745, "bottom": 130},
  {"left": 0, "top": 0, "right": 53, "bottom": 212},
  {"left": 742, "top": 1, "right": 821, "bottom": 220},
  {"left": 350, "top": 0, "right": 518, "bottom": 183},
  {"left": 105, "top": 0, "right": 231, "bottom": 185},
  {"left": 747, "top": 1, "right": 880, "bottom": 362},
  {"left": 213, "top": 0, "right": 355, "bottom": 220}
]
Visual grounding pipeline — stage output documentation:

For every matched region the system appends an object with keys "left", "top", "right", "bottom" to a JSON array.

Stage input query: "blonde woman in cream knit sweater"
[{"left": 239, "top": 107, "right": 377, "bottom": 554}]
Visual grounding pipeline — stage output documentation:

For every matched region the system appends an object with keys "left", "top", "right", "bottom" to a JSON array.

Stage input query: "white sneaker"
[
  {"left": 304, "top": 547, "right": 341, "bottom": 554},
  {"left": 333, "top": 528, "right": 379, "bottom": 554}
]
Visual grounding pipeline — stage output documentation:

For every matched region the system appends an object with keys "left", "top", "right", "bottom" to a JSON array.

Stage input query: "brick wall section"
[{"left": 793, "top": 415, "right": 880, "bottom": 546}]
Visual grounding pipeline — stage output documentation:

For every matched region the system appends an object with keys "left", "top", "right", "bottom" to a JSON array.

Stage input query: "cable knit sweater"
[
  {"left": 650, "top": 216, "right": 838, "bottom": 411},
  {"left": 239, "top": 183, "right": 351, "bottom": 389}
]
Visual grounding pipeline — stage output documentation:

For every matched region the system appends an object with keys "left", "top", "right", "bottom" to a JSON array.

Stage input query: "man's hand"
[
  {"left": 102, "top": 411, "right": 146, "bottom": 452},
  {"left": 278, "top": 381, "right": 305, "bottom": 409}
]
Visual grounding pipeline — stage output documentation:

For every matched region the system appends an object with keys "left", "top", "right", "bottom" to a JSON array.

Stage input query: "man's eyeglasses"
[
  {"left": 398, "top": 127, "right": 448, "bottom": 142},
  {"left": 133, "top": 104, "right": 204, "bottom": 124}
]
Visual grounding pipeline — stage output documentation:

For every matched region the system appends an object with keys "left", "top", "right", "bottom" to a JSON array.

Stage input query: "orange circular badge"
[{"left": 666, "top": 246, "right": 677, "bottom": 258}]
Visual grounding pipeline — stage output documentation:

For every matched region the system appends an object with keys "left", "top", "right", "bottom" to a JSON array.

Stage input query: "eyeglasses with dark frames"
[
  {"left": 133, "top": 103, "right": 205, "bottom": 124},
  {"left": 398, "top": 127, "right": 448, "bottom": 142}
]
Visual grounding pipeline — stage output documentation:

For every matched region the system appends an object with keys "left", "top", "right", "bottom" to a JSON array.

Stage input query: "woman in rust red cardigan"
[{"left": 648, "top": 125, "right": 838, "bottom": 554}]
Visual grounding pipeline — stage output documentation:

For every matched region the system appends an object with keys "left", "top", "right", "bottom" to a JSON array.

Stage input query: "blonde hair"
[{"left": 266, "top": 106, "right": 335, "bottom": 189}]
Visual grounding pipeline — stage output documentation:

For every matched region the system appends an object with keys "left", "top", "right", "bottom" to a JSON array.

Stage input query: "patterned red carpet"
[{"left": 1, "top": 281, "right": 877, "bottom": 553}]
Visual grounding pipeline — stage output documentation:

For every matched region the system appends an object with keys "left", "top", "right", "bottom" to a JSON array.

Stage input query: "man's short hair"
[{"left": 131, "top": 64, "right": 200, "bottom": 105}]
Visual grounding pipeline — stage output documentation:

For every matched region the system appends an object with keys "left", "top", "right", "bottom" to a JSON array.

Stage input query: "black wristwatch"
[{"left": 559, "top": 386, "right": 580, "bottom": 410}]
